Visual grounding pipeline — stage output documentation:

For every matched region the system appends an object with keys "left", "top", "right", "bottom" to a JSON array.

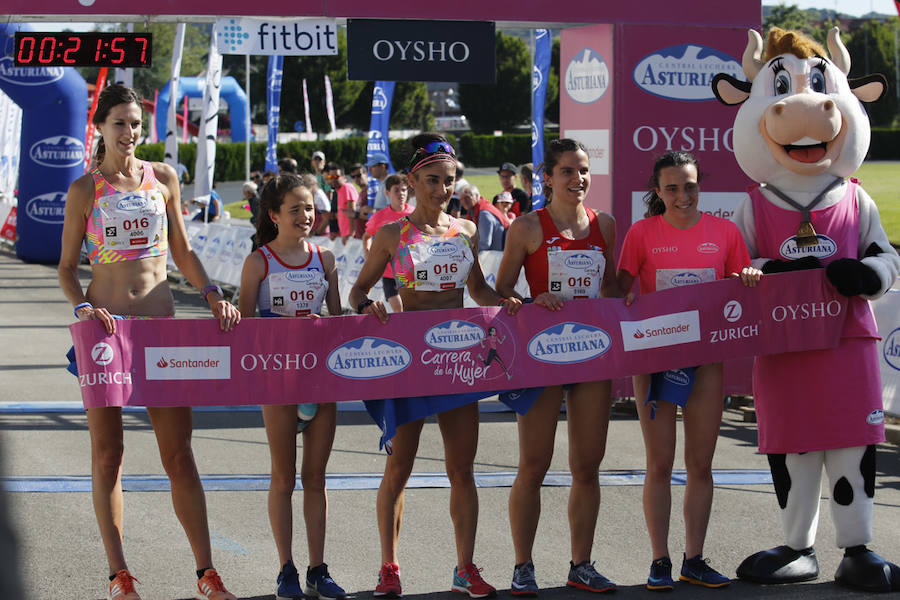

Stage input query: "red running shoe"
[{"left": 375, "top": 562, "right": 402, "bottom": 598}]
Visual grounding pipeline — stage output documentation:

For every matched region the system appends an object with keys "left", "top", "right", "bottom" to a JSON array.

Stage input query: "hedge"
[
  {"left": 133, "top": 132, "right": 569, "bottom": 181},
  {"left": 868, "top": 128, "right": 900, "bottom": 160}
]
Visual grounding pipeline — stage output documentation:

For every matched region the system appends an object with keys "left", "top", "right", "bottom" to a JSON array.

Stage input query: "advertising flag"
[
  {"left": 265, "top": 55, "right": 284, "bottom": 173},
  {"left": 324, "top": 74, "right": 337, "bottom": 132},
  {"left": 367, "top": 81, "right": 396, "bottom": 207},
  {"left": 531, "top": 29, "right": 551, "bottom": 209},
  {"left": 164, "top": 23, "right": 186, "bottom": 169},
  {"left": 303, "top": 78, "right": 313, "bottom": 137},
  {"left": 193, "top": 28, "right": 223, "bottom": 217},
  {"left": 84, "top": 67, "right": 107, "bottom": 172}
]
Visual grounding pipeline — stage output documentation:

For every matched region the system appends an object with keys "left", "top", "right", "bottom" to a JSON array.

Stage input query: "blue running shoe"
[
  {"left": 306, "top": 563, "right": 347, "bottom": 600},
  {"left": 276, "top": 561, "right": 304, "bottom": 600},
  {"left": 680, "top": 554, "right": 731, "bottom": 588},
  {"left": 647, "top": 557, "right": 675, "bottom": 592},
  {"left": 510, "top": 560, "right": 539, "bottom": 597},
  {"left": 566, "top": 561, "right": 616, "bottom": 593}
]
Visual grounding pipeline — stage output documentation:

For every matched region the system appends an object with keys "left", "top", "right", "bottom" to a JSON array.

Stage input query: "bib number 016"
[{"left": 122, "top": 217, "right": 150, "bottom": 231}]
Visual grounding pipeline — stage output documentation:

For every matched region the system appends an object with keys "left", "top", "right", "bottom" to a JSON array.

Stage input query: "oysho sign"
[
  {"left": 347, "top": 19, "right": 495, "bottom": 83},
  {"left": 214, "top": 18, "right": 337, "bottom": 55}
]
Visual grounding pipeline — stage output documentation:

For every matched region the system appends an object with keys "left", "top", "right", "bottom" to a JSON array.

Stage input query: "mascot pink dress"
[{"left": 713, "top": 27, "right": 900, "bottom": 593}]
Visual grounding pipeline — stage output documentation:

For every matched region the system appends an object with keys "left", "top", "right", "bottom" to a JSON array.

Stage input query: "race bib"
[
  {"left": 547, "top": 249, "right": 605, "bottom": 300},
  {"left": 268, "top": 270, "right": 328, "bottom": 316},
  {"left": 98, "top": 190, "right": 166, "bottom": 250},
  {"left": 408, "top": 236, "right": 473, "bottom": 291},
  {"left": 655, "top": 268, "right": 716, "bottom": 290}
]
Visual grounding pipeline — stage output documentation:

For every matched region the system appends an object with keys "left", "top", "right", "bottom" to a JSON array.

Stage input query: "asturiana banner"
[{"left": 70, "top": 270, "right": 848, "bottom": 409}]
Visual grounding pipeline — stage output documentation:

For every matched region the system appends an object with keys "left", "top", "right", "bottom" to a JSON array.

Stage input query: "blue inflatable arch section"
[
  {"left": 155, "top": 76, "right": 248, "bottom": 142},
  {"left": 0, "top": 23, "right": 87, "bottom": 263}
]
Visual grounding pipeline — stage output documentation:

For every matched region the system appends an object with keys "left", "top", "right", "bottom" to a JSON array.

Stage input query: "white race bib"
[
  {"left": 268, "top": 270, "right": 328, "bottom": 316},
  {"left": 547, "top": 248, "right": 605, "bottom": 300},
  {"left": 655, "top": 268, "right": 716, "bottom": 290},
  {"left": 98, "top": 190, "right": 166, "bottom": 250},
  {"left": 407, "top": 236, "right": 473, "bottom": 291}
]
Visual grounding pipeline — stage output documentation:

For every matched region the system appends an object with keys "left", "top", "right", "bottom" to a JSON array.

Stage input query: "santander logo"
[
  {"left": 633, "top": 330, "right": 645, "bottom": 339},
  {"left": 156, "top": 357, "right": 168, "bottom": 368}
]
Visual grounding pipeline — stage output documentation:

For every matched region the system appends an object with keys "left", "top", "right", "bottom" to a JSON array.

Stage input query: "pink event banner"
[{"left": 70, "top": 270, "right": 847, "bottom": 409}]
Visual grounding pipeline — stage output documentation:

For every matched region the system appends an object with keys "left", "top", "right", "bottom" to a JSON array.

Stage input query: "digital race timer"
[{"left": 13, "top": 32, "right": 152, "bottom": 68}]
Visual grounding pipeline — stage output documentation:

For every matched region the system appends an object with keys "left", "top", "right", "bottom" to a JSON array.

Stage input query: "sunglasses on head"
[{"left": 417, "top": 141, "right": 455, "bottom": 156}]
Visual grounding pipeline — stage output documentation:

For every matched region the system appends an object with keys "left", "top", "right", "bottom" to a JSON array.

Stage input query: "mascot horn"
[{"left": 712, "top": 26, "right": 900, "bottom": 593}]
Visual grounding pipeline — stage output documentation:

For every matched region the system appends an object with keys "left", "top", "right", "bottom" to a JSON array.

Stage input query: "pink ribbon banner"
[{"left": 70, "top": 270, "right": 848, "bottom": 409}]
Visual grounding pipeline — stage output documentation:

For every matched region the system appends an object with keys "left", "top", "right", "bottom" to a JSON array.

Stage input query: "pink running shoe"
[
  {"left": 452, "top": 563, "right": 497, "bottom": 598},
  {"left": 375, "top": 562, "right": 402, "bottom": 598}
]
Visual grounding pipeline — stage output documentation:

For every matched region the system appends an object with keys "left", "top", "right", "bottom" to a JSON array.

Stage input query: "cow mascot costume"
[{"left": 713, "top": 27, "right": 900, "bottom": 592}]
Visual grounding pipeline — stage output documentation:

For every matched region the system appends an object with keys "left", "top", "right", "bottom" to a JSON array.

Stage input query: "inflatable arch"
[
  {"left": 155, "top": 76, "right": 248, "bottom": 142},
  {"left": 0, "top": 22, "right": 87, "bottom": 263}
]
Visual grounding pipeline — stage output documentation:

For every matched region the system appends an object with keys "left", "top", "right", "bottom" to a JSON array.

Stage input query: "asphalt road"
[{"left": 1, "top": 249, "right": 898, "bottom": 600}]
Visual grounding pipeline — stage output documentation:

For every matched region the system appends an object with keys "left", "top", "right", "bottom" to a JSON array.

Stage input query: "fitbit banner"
[
  {"left": 0, "top": 22, "right": 87, "bottom": 263},
  {"left": 214, "top": 18, "right": 337, "bottom": 56},
  {"left": 70, "top": 270, "right": 848, "bottom": 409},
  {"left": 531, "top": 29, "right": 551, "bottom": 209},
  {"left": 265, "top": 54, "right": 283, "bottom": 173},
  {"left": 367, "top": 81, "right": 396, "bottom": 198},
  {"left": 347, "top": 19, "right": 495, "bottom": 83}
]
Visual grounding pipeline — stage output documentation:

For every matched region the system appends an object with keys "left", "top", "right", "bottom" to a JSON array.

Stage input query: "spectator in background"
[
  {"left": 497, "top": 161, "right": 531, "bottom": 216},
  {"left": 263, "top": 170, "right": 277, "bottom": 187},
  {"left": 520, "top": 163, "right": 534, "bottom": 202},
  {"left": 278, "top": 157, "right": 298, "bottom": 175},
  {"left": 349, "top": 163, "right": 370, "bottom": 239},
  {"left": 363, "top": 173, "right": 413, "bottom": 313},
  {"left": 367, "top": 153, "right": 391, "bottom": 211},
  {"left": 454, "top": 161, "right": 470, "bottom": 195},
  {"left": 302, "top": 173, "right": 332, "bottom": 237},
  {"left": 242, "top": 181, "right": 260, "bottom": 227},
  {"left": 458, "top": 184, "right": 481, "bottom": 222},
  {"left": 192, "top": 181, "right": 222, "bottom": 222},
  {"left": 478, "top": 190, "right": 513, "bottom": 251},
  {"left": 311, "top": 151, "right": 331, "bottom": 195},
  {"left": 325, "top": 162, "right": 359, "bottom": 243}
]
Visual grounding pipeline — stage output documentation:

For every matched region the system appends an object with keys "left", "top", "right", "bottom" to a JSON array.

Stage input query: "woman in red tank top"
[{"left": 495, "top": 138, "right": 621, "bottom": 594}]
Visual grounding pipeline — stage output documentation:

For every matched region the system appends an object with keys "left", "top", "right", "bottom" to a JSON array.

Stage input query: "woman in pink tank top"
[
  {"left": 57, "top": 84, "right": 240, "bottom": 600},
  {"left": 616, "top": 152, "right": 761, "bottom": 591}
]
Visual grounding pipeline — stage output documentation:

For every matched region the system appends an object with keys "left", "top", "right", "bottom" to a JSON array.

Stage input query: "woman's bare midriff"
[
  {"left": 85, "top": 255, "right": 175, "bottom": 317},
  {"left": 398, "top": 287, "right": 465, "bottom": 312}
]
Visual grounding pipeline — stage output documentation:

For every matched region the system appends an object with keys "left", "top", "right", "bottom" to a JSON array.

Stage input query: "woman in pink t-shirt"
[
  {"left": 616, "top": 152, "right": 761, "bottom": 591},
  {"left": 363, "top": 173, "right": 414, "bottom": 313}
]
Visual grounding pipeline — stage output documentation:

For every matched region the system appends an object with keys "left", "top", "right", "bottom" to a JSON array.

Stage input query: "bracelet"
[
  {"left": 74, "top": 302, "right": 93, "bottom": 318},
  {"left": 202, "top": 284, "right": 223, "bottom": 300},
  {"left": 497, "top": 298, "right": 507, "bottom": 306},
  {"left": 357, "top": 298, "right": 374, "bottom": 314}
]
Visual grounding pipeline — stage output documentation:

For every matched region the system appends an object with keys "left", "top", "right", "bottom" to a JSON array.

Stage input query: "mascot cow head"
[{"left": 712, "top": 27, "right": 885, "bottom": 185}]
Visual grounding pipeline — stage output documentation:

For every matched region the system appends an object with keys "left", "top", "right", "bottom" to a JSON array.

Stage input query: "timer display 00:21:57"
[{"left": 13, "top": 32, "right": 152, "bottom": 68}]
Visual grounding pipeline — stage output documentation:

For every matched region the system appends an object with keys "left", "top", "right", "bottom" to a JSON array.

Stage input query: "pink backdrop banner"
[
  {"left": 9, "top": 0, "right": 759, "bottom": 23},
  {"left": 70, "top": 270, "right": 846, "bottom": 409}
]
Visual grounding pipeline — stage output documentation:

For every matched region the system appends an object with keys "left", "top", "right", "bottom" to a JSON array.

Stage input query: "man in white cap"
[
  {"left": 311, "top": 150, "right": 331, "bottom": 195},
  {"left": 496, "top": 161, "right": 531, "bottom": 216}
]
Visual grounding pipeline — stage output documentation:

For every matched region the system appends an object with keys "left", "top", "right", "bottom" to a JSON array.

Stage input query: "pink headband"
[{"left": 409, "top": 153, "right": 457, "bottom": 174}]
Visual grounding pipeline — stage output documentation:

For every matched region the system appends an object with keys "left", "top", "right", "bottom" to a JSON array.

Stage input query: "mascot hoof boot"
[
  {"left": 835, "top": 548, "right": 900, "bottom": 593},
  {"left": 736, "top": 545, "right": 818, "bottom": 584}
]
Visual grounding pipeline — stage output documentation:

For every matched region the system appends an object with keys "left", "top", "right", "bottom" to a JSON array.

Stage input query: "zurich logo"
[
  {"left": 663, "top": 369, "right": 691, "bottom": 385},
  {"left": 428, "top": 241, "right": 457, "bottom": 256},
  {"left": 285, "top": 271, "right": 319, "bottom": 283},
  {"left": 671, "top": 272, "right": 702, "bottom": 286},
  {"left": 564, "top": 253, "right": 594, "bottom": 269},
  {"left": 25, "top": 192, "right": 66, "bottom": 224},
  {"left": 116, "top": 195, "right": 148, "bottom": 211},
  {"left": 632, "top": 44, "right": 743, "bottom": 101},
  {"left": 884, "top": 327, "right": 900, "bottom": 371},
  {"left": 565, "top": 48, "right": 609, "bottom": 104},
  {"left": 91, "top": 342, "right": 115, "bottom": 366},
  {"left": 327, "top": 337, "right": 411, "bottom": 379},
  {"left": 0, "top": 57, "right": 64, "bottom": 86},
  {"left": 779, "top": 235, "right": 837, "bottom": 260},
  {"left": 29, "top": 136, "right": 85, "bottom": 168},
  {"left": 424, "top": 320, "right": 485, "bottom": 350},
  {"left": 527, "top": 322, "right": 611, "bottom": 365}
]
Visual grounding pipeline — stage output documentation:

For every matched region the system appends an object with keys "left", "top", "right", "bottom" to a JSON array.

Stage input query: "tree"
[
  {"left": 763, "top": 4, "right": 813, "bottom": 33},
  {"left": 843, "top": 19, "right": 899, "bottom": 127},
  {"left": 458, "top": 32, "right": 531, "bottom": 134},
  {"left": 545, "top": 36, "right": 561, "bottom": 124}
]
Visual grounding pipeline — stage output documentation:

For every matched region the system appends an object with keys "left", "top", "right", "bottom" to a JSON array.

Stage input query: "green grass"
[
  {"left": 224, "top": 164, "right": 900, "bottom": 245},
  {"left": 853, "top": 162, "right": 900, "bottom": 246}
]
